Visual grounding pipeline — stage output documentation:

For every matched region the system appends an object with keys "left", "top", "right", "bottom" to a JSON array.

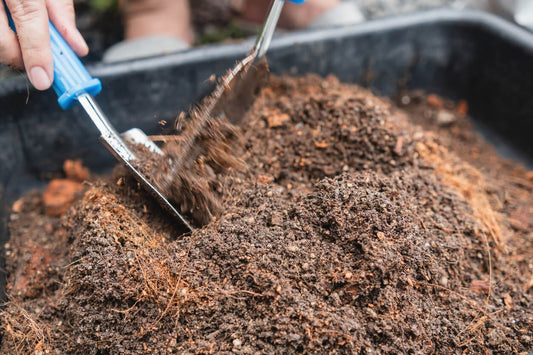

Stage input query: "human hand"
[{"left": 0, "top": 0, "right": 89, "bottom": 90}]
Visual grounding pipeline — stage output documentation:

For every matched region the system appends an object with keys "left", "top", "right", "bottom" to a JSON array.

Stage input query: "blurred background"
[{"left": 1, "top": 0, "right": 532, "bottom": 76}]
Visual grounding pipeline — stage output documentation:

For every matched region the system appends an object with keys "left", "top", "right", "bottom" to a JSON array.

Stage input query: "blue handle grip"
[
  {"left": 4, "top": 3, "right": 101, "bottom": 110},
  {"left": 48, "top": 24, "right": 102, "bottom": 109},
  {"left": 286, "top": 0, "right": 306, "bottom": 3}
]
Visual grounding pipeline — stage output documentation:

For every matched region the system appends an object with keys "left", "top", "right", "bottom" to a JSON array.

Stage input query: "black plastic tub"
[{"left": 1, "top": 9, "right": 533, "bottom": 301}]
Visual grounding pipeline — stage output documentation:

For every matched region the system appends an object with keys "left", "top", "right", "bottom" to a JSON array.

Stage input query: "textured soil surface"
[{"left": 1, "top": 75, "right": 532, "bottom": 354}]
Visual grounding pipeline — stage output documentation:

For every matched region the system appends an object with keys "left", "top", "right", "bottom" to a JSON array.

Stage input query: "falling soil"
[
  {"left": 2, "top": 75, "right": 532, "bottom": 354},
  {"left": 132, "top": 56, "right": 268, "bottom": 227}
]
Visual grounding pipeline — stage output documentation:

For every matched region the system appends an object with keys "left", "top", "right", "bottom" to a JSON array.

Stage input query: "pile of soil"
[{"left": 1, "top": 75, "right": 532, "bottom": 353}]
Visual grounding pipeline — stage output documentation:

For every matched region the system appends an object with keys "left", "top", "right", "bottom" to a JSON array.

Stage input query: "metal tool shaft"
[
  {"left": 255, "top": 0, "right": 285, "bottom": 58},
  {"left": 78, "top": 94, "right": 137, "bottom": 161}
]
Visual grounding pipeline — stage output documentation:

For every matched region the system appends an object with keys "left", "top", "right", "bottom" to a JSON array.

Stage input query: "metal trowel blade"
[{"left": 77, "top": 94, "right": 193, "bottom": 231}]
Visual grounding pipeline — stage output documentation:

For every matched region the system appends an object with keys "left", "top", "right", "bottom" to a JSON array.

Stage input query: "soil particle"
[
  {"left": 2, "top": 74, "right": 532, "bottom": 354},
  {"left": 41, "top": 159, "right": 88, "bottom": 217},
  {"left": 63, "top": 159, "right": 90, "bottom": 182},
  {"left": 42, "top": 180, "right": 84, "bottom": 217}
]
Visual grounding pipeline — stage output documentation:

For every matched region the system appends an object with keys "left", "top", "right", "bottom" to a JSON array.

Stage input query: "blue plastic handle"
[
  {"left": 286, "top": 0, "right": 306, "bottom": 3},
  {"left": 48, "top": 24, "right": 102, "bottom": 109},
  {"left": 3, "top": 3, "right": 102, "bottom": 110}
]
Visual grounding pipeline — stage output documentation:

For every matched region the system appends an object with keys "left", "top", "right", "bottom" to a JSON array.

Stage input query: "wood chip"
[
  {"left": 394, "top": 136, "right": 404, "bottom": 156},
  {"left": 427, "top": 94, "right": 444, "bottom": 109},
  {"left": 503, "top": 293, "right": 513, "bottom": 310},
  {"left": 63, "top": 159, "right": 89, "bottom": 182},
  {"left": 470, "top": 279, "right": 490, "bottom": 294},
  {"left": 456, "top": 100, "right": 469, "bottom": 117},
  {"left": 11, "top": 198, "right": 24, "bottom": 213},
  {"left": 267, "top": 113, "right": 290, "bottom": 128},
  {"left": 314, "top": 141, "right": 329, "bottom": 149},
  {"left": 257, "top": 175, "right": 274, "bottom": 185}
]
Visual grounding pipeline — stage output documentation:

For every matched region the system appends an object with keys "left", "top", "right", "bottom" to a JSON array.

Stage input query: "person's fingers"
[
  {"left": 0, "top": 1, "right": 24, "bottom": 68},
  {"left": 46, "top": 0, "right": 88, "bottom": 57},
  {"left": 5, "top": 0, "right": 53, "bottom": 90}
]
